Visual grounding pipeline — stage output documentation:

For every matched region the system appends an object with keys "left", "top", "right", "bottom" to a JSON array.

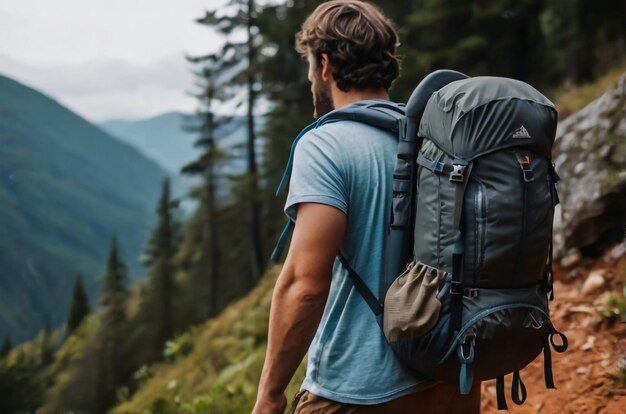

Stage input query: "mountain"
[
  {"left": 99, "top": 112, "right": 257, "bottom": 205},
  {"left": 99, "top": 112, "right": 199, "bottom": 177},
  {"left": 0, "top": 74, "right": 166, "bottom": 343}
]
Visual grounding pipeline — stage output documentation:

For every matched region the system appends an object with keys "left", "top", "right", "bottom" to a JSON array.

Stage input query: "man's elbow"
[{"left": 277, "top": 267, "right": 330, "bottom": 304}]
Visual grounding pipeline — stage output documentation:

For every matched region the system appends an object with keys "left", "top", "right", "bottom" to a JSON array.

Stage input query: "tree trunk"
[{"left": 246, "top": 0, "right": 263, "bottom": 282}]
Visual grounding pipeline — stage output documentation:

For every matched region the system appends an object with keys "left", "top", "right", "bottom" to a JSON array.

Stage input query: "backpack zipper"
[
  {"left": 514, "top": 152, "right": 534, "bottom": 286},
  {"left": 474, "top": 182, "right": 486, "bottom": 285},
  {"left": 439, "top": 303, "right": 550, "bottom": 363}
]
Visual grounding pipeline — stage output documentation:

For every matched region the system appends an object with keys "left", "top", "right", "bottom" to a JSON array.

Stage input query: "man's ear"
[{"left": 320, "top": 53, "right": 334, "bottom": 83}]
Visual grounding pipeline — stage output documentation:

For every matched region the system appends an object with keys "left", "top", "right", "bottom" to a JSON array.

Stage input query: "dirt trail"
[{"left": 480, "top": 247, "right": 626, "bottom": 413}]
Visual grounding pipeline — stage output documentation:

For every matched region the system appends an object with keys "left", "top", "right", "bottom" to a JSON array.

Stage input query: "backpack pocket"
[{"left": 383, "top": 261, "right": 447, "bottom": 341}]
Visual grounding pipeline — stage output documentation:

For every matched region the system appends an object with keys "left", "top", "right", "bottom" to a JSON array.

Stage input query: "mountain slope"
[
  {"left": 0, "top": 74, "right": 165, "bottom": 342},
  {"left": 99, "top": 112, "right": 199, "bottom": 177},
  {"left": 99, "top": 112, "right": 253, "bottom": 208}
]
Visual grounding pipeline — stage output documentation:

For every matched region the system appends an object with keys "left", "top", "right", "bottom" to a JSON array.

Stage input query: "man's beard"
[{"left": 313, "top": 81, "right": 334, "bottom": 119}]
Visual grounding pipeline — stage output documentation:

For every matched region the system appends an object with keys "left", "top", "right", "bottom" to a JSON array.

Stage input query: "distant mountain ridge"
[
  {"left": 99, "top": 112, "right": 256, "bottom": 205},
  {"left": 0, "top": 73, "right": 165, "bottom": 342},
  {"left": 100, "top": 112, "right": 199, "bottom": 176}
]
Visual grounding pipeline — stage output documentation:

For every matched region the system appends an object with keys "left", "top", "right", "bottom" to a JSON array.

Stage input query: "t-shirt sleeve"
[{"left": 284, "top": 129, "right": 348, "bottom": 221}]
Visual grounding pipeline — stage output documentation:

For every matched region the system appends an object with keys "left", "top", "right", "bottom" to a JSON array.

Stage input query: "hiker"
[{"left": 253, "top": 1, "right": 480, "bottom": 413}]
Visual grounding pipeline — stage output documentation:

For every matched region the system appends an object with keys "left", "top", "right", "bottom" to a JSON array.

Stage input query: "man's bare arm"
[{"left": 253, "top": 203, "right": 347, "bottom": 414}]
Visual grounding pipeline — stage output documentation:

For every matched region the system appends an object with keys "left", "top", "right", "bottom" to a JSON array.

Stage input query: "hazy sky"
[{"left": 0, "top": 0, "right": 227, "bottom": 121}]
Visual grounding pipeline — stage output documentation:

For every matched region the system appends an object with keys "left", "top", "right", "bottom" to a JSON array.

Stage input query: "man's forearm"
[{"left": 257, "top": 267, "right": 329, "bottom": 400}]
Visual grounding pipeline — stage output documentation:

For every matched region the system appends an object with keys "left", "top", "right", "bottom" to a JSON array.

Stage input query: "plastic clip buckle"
[
  {"left": 516, "top": 153, "right": 535, "bottom": 182},
  {"left": 450, "top": 280, "right": 464, "bottom": 296},
  {"left": 449, "top": 164, "right": 466, "bottom": 183}
]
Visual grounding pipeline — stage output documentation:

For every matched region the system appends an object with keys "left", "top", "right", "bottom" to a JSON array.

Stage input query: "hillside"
[
  {"left": 112, "top": 249, "right": 626, "bottom": 413},
  {"left": 0, "top": 74, "right": 165, "bottom": 342},
  {"left": 111, "top": 266, "right": 306, "bottom": 413}
]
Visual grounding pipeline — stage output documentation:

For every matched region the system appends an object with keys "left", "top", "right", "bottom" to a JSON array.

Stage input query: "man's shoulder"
[{"left": 301, "top": 118, "right": 392, "bottom": 147}]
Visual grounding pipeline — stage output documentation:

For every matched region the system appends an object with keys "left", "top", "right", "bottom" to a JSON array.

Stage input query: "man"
[{"left": 253, "top": 1, "right": 481, "bottom": 413}]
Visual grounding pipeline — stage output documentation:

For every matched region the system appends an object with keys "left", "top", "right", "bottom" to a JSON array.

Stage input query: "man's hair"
[{"left": 296, "top": 0, "right": 400, "bottom": 92}]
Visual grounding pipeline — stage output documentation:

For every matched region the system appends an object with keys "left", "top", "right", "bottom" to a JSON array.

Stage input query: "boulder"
[{"left": 553, "top": 73, "right": 626, "bottom": 258}]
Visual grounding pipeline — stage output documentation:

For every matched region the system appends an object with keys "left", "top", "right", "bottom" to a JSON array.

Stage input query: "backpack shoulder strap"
[
  {"left": 271, "top": 101, "right": 405, "bottom": 264},
  {"left": 321, "top": 101, "right": 405, "bottom": 133},
  {"left": 274, "top": 101, "right": 405, "bottom": 198}
]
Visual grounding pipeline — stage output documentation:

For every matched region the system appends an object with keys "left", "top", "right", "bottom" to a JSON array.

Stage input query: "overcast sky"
[{"left": 0, "top": 0, "right": 227, "bottom": 122}]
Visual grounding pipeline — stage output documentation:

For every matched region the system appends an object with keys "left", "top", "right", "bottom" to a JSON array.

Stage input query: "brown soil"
[{"left": 480, "top": 248, "right": 626, "bottom": 413}]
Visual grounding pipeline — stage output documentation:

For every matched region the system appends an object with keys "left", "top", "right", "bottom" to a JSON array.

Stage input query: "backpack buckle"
[
  {"left": 464, "top": 288, "right": 480, "bottom": 298},
  {"left": 449, "top": 164, "right": 466, "bottom": 183},
  {"left": 515, "top": 152, "right": 535, "bottom": 182},
  {"left": 450, "top": 280, "right": 464, "bottom": 296}
]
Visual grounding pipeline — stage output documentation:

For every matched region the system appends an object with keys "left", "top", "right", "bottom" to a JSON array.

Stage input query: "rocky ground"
[{"left": 481, "top": 243, "right": 626, "bottom": 413}]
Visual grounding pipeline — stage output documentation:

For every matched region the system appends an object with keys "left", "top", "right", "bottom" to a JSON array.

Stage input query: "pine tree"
[
  {"left": 139, "top": 178, "right": 179, "bottom": 354},
  {"left": 0, "top": 336, "right": 11, "bottom": 358},
  {"left": 39, "top": 318, "right": 54, "bottom": 366},
  {"left": 181, "top": 57, "right": 225, "bottom": 319},
  {"left": 196, "top": 0, "right": 264, "bottom": 283},
  {"left": 97, "top": 235, "right": 128, "bottom": 413},
  {"left": 66, "top": 274, "right": 91, "bottom": 334}
]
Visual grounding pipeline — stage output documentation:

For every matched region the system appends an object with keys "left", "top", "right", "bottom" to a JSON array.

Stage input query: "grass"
[{"left": 552, "top": 62, "right": 626, "bottom": 119}]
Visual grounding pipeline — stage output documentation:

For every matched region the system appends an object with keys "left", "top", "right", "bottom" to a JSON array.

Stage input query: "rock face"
[{"left": 553, "top": 73, "right": 626, "bottom": 257}]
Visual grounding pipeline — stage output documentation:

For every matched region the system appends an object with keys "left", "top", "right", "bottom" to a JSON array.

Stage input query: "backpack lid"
[{"left": 418, "top": 76, "right": 558, "bottom": 160}]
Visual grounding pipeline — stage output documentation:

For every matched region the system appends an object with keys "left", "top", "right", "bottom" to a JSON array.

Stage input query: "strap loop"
[
  {"left": 550, "top": 331, "right": 569, "bottom": 353},
  {"left": 459, "top": 361, "right": 474, "bottom": 395},
  {"left": 511, "top": 371, "right": 527, "bottom": 405}
]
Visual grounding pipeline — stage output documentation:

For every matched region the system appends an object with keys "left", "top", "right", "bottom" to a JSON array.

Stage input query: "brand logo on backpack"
[{"left": 512, "top": 125, "right": 532, "bottom": 139}]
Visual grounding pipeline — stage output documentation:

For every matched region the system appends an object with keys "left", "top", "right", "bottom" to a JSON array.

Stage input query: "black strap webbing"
[
  {"left": 338, "top": 253, "right": 383, "bottom": 316},
  {"left": 543, "top": 327, "right": 556, "bottom": 389},
  {"left": 496, "top": 376, "right": 508, "bottom": 410},
  {"left": 448, "top": 161, "right": 472, "bottom": 343}
]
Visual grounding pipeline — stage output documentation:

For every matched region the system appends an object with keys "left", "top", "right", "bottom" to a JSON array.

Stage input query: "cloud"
[{"left": 0, "top": 53, "right": 201, "bottom": 121}]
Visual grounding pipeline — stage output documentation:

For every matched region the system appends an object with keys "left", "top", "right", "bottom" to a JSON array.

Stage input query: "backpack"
[{"left": 272, "top": 70, "right": 568, "bottom": 411}]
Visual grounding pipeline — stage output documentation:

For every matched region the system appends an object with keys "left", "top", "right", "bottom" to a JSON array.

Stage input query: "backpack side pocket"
[{"left": 384, "top": 261, "right": 447, "bottom": 341}]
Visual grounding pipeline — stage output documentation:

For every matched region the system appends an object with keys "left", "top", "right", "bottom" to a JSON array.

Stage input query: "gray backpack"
[{"left": 273, "top": 70, "right": 568, "bottom": 410}]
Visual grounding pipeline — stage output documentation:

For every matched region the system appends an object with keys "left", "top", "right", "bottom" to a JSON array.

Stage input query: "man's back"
[{"left": 285, "top": 109, "right": 432, "bottom": 404}]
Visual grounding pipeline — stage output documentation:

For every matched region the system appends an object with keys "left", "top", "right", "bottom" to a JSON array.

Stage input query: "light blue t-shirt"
[{"left": 285, "top": 102, "right": 434, "bottom": 404}]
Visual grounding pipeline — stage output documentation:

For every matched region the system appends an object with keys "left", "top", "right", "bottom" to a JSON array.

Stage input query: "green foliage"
[
  {"left": 598, "top": 292, "right": 626, "bottom": 323},
  {"left": 599, "top": 256, "right": 626, "bottom": 324},
  {"left": 0, "top": 336, "right": 11, "bottom": 358},
  {"left": 112, "top": 268, "right": 296, "bottom": 413},
  {"left": 67, "top": 274, "right": 91, "bottom": 334},
  {"left": 135, "top": 178, "right": 180, "bottom": 360},
  {"left": 0, "top": 357, "right": 47, "bottom": 412},
  {"left": 164, "top": 328, "right": 199, "bottom": 362}
]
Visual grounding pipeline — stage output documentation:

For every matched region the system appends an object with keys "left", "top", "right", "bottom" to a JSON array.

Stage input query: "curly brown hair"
[{"left": 296, "top": 0, "right": 400, "bottom": 92}]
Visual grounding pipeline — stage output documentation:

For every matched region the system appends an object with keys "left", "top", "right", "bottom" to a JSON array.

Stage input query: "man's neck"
[{"left": 331, "top": 86, "right": 389, "bottom": 109}]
